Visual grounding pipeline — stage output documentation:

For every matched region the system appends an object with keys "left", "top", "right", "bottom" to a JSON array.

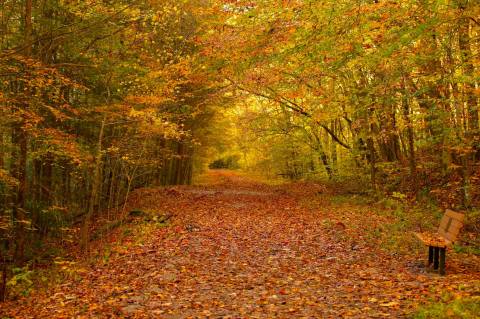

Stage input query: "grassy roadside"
[
  {"left": 294, "top": 182, "right": 480, "bottom": 319},
  {"left": 298, "top": 186, "right": 479, "bottom": 258},
  {"left": 3, "top": 210, "right": 171, "bottom": 303},
  {"left": 413, "top": 296, "right": 480, "bottom": 319}
]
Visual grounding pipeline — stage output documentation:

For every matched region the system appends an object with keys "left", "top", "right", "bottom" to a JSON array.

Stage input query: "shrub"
[{"left": 208, "top": 155, "right": 240, "bottom": 169}]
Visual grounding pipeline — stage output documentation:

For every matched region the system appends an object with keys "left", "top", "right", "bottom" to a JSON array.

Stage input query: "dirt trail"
[{"left": 2, "top": 171, "right": 479, "bottom": 318}]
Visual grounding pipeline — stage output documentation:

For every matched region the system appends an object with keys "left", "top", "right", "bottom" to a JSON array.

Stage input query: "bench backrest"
[{"left": 437, "top": 209, "right": 465, "bottom": 244}]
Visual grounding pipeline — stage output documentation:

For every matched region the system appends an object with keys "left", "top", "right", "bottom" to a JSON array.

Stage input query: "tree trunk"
[
  {"left": 0, "top": 254, "right": 7, "bottom": 302},
  {"left": 312, "top": 130, "right": 333, "bottom": 179},
  {"left": 367, "top": 137, "right": 377, "bottom": 190},
  {"left": 459, "top": 9, "right": 478, "bottom": 135},
  {"left": 458, "top": 5, "right": 476, "bottom": 205},
  {"left": 11, "top": 0, "right": 34, "bottom": 266},
  {"left": 11, "top": 123, "right": 27, "bottom": 265},
  {"left": 402, "top": 78, "right": 416, "bottom": 181},
  {"left": 80, "top": 116, "right": 106, "bottom": 251},
  {"left": 330, "top": 121, "right": 338, "bottom": 174}
]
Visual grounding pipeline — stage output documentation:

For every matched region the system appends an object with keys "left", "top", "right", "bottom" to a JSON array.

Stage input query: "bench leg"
[
  {"left": 439, "top": 248, "right": 446, "bottom": 275},
  {"left": 433, "top": 247, "right": 439, "bottom": 270},
  {"left": 428, "top": 246, "right": 434, "bottom": 267}
]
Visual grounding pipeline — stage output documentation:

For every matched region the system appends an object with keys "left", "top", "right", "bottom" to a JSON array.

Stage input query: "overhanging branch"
[{"left": 228, "top": 79, "right": 351, "bottom": 150}]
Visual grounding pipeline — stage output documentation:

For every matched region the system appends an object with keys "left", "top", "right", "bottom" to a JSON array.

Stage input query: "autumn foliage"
[{"left": 0, "top": 0, "right": 479, "bottom": 317}]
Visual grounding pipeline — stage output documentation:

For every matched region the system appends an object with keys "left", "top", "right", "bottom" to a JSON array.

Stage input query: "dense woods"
[
  {"left": 212, "top": 0, "right": 480, "bottom": 209},
  {"left": 0, "top": 0, "right": 479, "bottom": 315},
  {"left": 0, "top": 0, "right": 226, "bottom": 265}
]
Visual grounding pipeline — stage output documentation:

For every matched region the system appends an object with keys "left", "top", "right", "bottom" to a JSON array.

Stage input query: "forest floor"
[{"left": 1, "top": 170, "right": 479, "bottom": 318}]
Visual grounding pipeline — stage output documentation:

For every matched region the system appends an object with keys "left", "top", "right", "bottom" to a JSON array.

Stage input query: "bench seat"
[
  {"left": 414, "top": 209, "right": 464, "bottom": 275},
  {"left": 414, "top": 232, "right": 451, "bottom": 248}
]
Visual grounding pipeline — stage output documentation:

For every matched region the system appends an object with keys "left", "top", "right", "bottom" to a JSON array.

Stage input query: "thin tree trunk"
[
  {"left": 312, "top": 130, "right": 333, "bottom": 179},
  {"left": 367, "top": 138, "right": 377, "bottom": 190},
  {"left": 402, "top": 77, "right": 416, "bottom": 181},
  {"left": 0, "top": 254, "right": 7, "bottom": 302},
  {"left": 458, "top": 7, "right": 476, "bottom": 204},
  {"left": 80, "top": 115, "right": 106, "bottom": 251},
  {"left": 12, "top": 0, "right": 33, "bottom": 266},
  {"left": 330, "top": 121, "right": 338, "bottom": 174}
]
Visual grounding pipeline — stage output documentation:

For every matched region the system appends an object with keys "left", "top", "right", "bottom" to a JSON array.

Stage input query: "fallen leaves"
[{"left": 1, "top": 171, "right": 479, "bottom": 318}]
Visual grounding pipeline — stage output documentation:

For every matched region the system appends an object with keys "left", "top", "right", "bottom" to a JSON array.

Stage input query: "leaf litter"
[{"left": 1, "top": 171, "right": 479, "bottom": 318}]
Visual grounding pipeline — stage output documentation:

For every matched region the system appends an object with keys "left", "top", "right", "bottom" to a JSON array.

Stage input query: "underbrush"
[
  {"left": 412, "top": 296, "right": 480, "bottom": 319},
  {"left": 1, "top": 209, "right": 172, "bottom": 301},
  {"left": 373, "top": 196, "right": 442, "bottom": 255},
  {"left": 306, "top": 183, "right": 480, "bottom": 258},
  {"left": 329, "top": 194, "right": 375, "bottom": 206},
  {"left": 4, "top": 258, "right": 84, "bottom": 300},
  {"left": 374, "top": 196, "right": 480, "bottom": 257}
]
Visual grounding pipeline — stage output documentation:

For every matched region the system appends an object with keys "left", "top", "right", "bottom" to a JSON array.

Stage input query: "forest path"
[{"left": 2, "top": 171, "right": 478, "bottom": 318}]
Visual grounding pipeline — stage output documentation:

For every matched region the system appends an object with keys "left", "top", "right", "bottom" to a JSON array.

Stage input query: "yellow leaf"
[{"left": 380, "top": 301, "right": 399, "bottom": 307}]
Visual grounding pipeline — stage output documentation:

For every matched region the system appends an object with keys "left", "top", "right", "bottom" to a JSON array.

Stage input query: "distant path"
[{"left": 2, "top": 170, "right": 479, "bottom": 318}]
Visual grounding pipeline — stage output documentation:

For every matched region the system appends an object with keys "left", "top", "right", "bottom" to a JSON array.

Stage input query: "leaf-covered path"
[{"left": 2, "top": 171, "right": 479, "bottom": 318}]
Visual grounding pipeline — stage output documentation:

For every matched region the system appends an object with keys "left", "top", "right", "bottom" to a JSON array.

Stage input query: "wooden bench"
[{"left": 414, "top": 209, "right": 465, "bottom": 275}]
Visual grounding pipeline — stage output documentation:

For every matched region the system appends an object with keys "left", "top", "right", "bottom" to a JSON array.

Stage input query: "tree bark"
[
  {"left": 80, "top": 116, "right": 106, "bottom": 251},
  {"left": 402, "top": 77, "right": 416, "bottom": 181}
]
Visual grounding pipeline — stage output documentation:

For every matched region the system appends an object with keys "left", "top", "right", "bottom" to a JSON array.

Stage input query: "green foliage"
[
  {"left": 413, "top": 297, "right": 480, "bottom": 319},
  {"left": 367, "top": 198, "right": 442, "bottom": 254},
  {"left": 102, "top": 246, "right": 111, "bottom": 265},
  {"left": 452, "top": 244, "right": 480, "bottom": 256},
  {"left": 453, "top": 209, "right": 480, "bottom": 256},
  {"left": 7, "top": 267, "right": 34, "bottom": 297},
  {"left": 330, "top": 194, "right": 372, "bottom": 206}
]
